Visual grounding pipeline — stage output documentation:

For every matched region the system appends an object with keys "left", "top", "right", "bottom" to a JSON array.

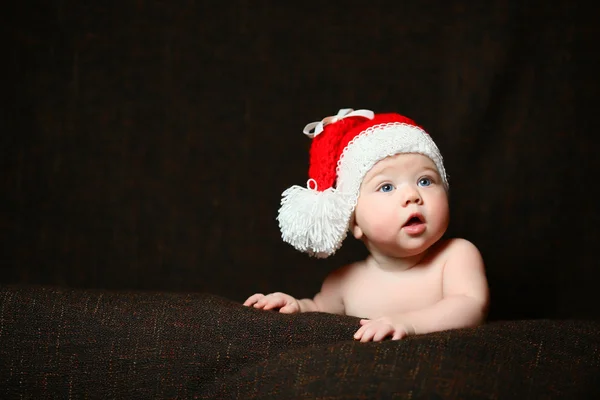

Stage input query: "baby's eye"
[
  {"left": 418, "top": 177, "right": 432, "bottom": 187},
  {"left": 378, "top": 184, "right": 395, "bottom": 193}
]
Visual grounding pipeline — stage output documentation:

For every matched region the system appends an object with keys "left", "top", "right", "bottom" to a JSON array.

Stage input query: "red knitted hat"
[{"left": 278, "top": 108, "right": 447, "bottom": 257}]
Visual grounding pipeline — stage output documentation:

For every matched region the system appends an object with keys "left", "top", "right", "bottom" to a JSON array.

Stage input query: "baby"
[{"left": 244, "top": 108, "right": 489, "bottom": 342}]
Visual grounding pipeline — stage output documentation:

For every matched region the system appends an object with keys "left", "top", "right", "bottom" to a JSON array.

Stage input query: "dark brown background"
[{"left": 3, "top": 1, "right": 599, "bottom": 321}]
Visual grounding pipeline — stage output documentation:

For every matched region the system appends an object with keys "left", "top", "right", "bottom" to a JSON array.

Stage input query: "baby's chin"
[{"left": 365, "top": 238, "right": 433, "bottom": 259}]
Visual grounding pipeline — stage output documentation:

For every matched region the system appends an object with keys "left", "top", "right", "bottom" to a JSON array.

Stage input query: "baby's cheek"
[
  {"left": 367, "top": 216, "right": 401, "bottom": 239},
  {"left": 355, "top": 200, "right": 401, "bottom": 238}
]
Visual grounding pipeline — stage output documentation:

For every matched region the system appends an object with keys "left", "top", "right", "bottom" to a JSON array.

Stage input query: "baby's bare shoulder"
[
  {"left": 320, "top": 261, "right": 365, "bottom": 296},
  {"left": 429, "top": 238, "right": 481, "bottom": 260},
  {"left": 323, "top": 260, "right": 370, "bottom": 288},
  {"left": 436, "top": 238, "right": 488, "bottom": 301},
  {"left": 434, "top": 238, "right": 486, "bottom": 282},
  {"left": 327, "top": 260, "right": 366, "bottom": 281}
]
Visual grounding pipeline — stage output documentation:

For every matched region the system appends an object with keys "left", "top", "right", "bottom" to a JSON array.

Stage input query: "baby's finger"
[
  {"left": 262, "top": 296, "right": 285, "bottom": 310},
  {"left": 373, "top": 327, "right": 392, "bottom": 342},
  {"left": 254, "top": 295, "right": 272, "bottom": 308},
  {"left": 354, "top": 320, "right": 376, "bottom": 340},
  {"left": 392, "top": 330, "right": 406, "bottom": 340},
  {"left": 360, "top": 327, "right": 376, "bottom": 343},
  {"left": 243, "top": 293, "right": 264, "bottom": 306},
  {"left": 279, "top": 304, "right": 296, "bottom": 313},
  {"left": 353, "top": 325, "right": 366, "bottom": 340}
]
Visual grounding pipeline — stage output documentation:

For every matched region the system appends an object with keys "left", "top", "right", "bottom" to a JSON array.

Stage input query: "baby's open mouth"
[{"left": 403, "top": 214, "right": 424, "bottom": 227}]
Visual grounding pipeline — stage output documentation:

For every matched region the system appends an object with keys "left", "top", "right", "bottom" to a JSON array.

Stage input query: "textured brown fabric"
[
  {"left": 4, "top": 0, "right": 600, "bottom": 323},
  {"left": 2, "top": 286, "right": 599, "bottom": 399},
  {"left": 205, "top": 320, "right": 600, "bottom": 399},
  {"left": 0, "top": 285, "right": 357, "bottom": 399}
]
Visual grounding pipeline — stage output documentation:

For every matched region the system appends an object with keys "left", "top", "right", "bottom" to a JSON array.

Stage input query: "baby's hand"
[
  {"left": 353, "top": 317, "right": 413, "bottom": 342},
  {"left": 243, "top": 292, "right": 301, "bottom": 313}
]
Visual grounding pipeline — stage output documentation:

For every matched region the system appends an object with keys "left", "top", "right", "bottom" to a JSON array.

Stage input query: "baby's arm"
[
  {"left": 243, "top": 266, "right": 347, "bottom": 314},
  {"left": 355, "top": 239, "right": 489, "bottom": 342}
]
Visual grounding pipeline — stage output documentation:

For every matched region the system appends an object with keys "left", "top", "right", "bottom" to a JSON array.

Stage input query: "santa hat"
[{"left": 277, "top": 108, "right": 448, "bottom": 258}]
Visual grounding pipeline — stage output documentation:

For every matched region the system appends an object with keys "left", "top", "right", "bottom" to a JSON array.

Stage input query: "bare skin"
[{"left": 244, "top": 154, "right": 489, "bottom": 342}]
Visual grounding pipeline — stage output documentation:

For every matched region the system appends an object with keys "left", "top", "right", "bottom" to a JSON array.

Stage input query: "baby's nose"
[{"left": 402, "top": 187, "right": 422, "bottom": 206}]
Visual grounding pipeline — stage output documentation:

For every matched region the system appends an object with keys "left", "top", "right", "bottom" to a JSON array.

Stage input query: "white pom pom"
[{"left": 277, "top": 184, "right": 352, "bottom": 258}]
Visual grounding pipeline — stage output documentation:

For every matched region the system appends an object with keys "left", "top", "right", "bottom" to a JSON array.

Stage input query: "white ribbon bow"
[{"left": 303, "top": 108, "right": 375, "bottom": 138}]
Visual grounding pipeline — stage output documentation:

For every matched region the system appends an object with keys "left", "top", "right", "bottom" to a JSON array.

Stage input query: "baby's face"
[{"left": 352, "top": 153, "right": 449, "bottom": 258}]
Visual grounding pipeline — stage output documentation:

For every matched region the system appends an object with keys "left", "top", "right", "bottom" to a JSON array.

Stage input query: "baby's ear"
[{"left": 350, "top": 217, "right": 363, "bottom": 239}]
